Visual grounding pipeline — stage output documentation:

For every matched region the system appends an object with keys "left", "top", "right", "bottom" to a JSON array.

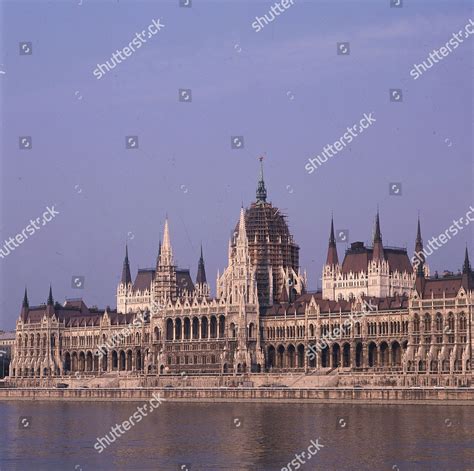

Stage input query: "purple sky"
[{"left": 1, "top": 0, "right": 472, "bottom": 329}]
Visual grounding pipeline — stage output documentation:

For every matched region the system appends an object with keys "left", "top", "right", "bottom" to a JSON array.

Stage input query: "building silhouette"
[{"left": 10, "top": 165, "right": 473, "bottom": 384}]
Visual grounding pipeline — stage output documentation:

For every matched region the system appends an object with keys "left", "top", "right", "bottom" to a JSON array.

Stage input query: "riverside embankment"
[{"left": 0, "top": 387, "right": 473, "bottom": 404}]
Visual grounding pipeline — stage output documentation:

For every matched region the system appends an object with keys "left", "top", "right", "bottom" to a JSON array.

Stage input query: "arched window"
[
  {"left": 248, "top": 323, "right": 254, "bottom": 339},
  {"left": 201, "top": 317, "right": 209, "bottom": 339},
  {"left": 413, "top": 314, "right": 420, "bottom": 333},
  {"left": 166, "top": 319, "right": 174, "bottom": 341},
  {"left": 448, "top": 313, "right": 455, "bottom": 332},
  {"left": 210, "top": 316, "right": 217, "bottom": 338},
  {"left": 436, "top": 313, "right": 443, "bottom": 332},
  {"left": 192, "top": 317, "right": 199, "bottom": 339},
  {"left": 219, "top": 315, "right": 225, "bottom": 338},
  {"left": 355, "top": 322, "right": 361, "bottom": 336},
  {"left": 230, "top": 323, "right": 236, "bottom": 338},
  {"left": 423, "top": 314, "right": 431, "bottom": 332}
]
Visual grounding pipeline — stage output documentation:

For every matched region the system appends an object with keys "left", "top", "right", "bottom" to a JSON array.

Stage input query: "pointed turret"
[
  {"left": 160, "top": 218, "right": 174, "bottom": 266},
  {"left": 237, "top": 206, "right": 248, "bottom": 244},
  {"left": 121, "top": 244, "right": 132, "bottom": 286},
  {"left": 461, "top": 246, "right": 472, "bottom": 291},
  {"left": 256, "top": 156, "right": 267, "bottom": 204},
  {"left": 196, "top": 245, "right": 207, "bottom": 285},
  {"left": 414, "top": 219, "right": 426, "bottom": 295},
  {"left": 372, "top": 210, "right": 385, "bottom": 261},
  {"left": 195, "top": 245, "right": 210, "bottom": 298},
  {"left": 415, "top": 217, "right": 423, "bottom": 252},
  {"left": 22, "top": 287, "right": 29, "bottom": 308},
  {"left": 47, "top": 285, "right": 54, "bottom": 306},
  {"left": 326, "top": 215, "right": 339, "bottom": 266},
  {"left": 20, "top": 287, "right": 29, "bottom": 321},
  {"left": 414, "top": 216, "right": 425, "bottom": 276},
  {"left": 45, "top": 284, "right": 56, "bottom": 316},
  {"left": 463, "top": 246, "right": 471, "bottom": 274}
]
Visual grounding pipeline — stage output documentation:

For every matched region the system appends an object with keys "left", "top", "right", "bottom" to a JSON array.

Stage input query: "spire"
[
  {"left": 415, "top": 216, "right": 423, "bottom": 251},
  {"left": 463, "top": 246, "right": 471, "bottom": 274},
  {"left": 256, "top": 156, "right": 267, "bottom": 203},
  {"left": 414, "top": 216, "right": 425, "bottom": 276},
  {"left": 160, "top": 218, "right": 174, "bottom": 266},
  {"left": 372, "top": 210, "right": 384, "bottom": 260},
  {"left": 326, "top": 215, "right": 339, "bottom": 266},
  {"left": 374, "top": 210, "right": 382, "bottom": 243},
  {"left": 22, "top": 287, "right": 29, "bottom": 308},
  {"left": 329, "top": 214, "right": 336, "bottom": 244},
  {"left": 237, "top": 206, "right": 248, "bottom": 243},
  {"left": 121, "top": 244, "right": 132, "bottom": 285},
  {"left": 196, "top": 244, "right": 207, "bottom": 285},
  {"left": 47, "top": 285, "right": 54, "bottom": 306},
  {"left": 21, "top": 286, "right": 29, "bottom": 322}
]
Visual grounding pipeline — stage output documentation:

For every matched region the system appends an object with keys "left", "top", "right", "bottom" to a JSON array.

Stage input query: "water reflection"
[{"left": 1, "top": 402, "right": 473, "bottom": 470}]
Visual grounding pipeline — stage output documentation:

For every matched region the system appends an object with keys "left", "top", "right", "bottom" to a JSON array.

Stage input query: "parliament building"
[{"left": 9, "top": 165, "right": 473, "bottom": 385}]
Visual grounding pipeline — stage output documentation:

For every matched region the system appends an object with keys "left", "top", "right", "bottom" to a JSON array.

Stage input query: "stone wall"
[{"left": 0, "top": 386, "right": 473, "bottom": 404}]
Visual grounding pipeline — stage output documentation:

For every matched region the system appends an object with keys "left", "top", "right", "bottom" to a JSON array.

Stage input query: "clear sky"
[{"left": 0, "top": 0, "right": 472, "bottom": 329}]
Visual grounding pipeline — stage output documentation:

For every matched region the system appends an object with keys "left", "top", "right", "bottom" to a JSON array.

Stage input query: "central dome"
[{"left": 232, "top": 162, "right": 300, "bottom": 306}]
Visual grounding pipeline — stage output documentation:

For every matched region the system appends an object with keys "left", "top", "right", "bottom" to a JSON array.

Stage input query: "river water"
[{"left": 0, "top": 401, "right": 473, "bottom": 470}]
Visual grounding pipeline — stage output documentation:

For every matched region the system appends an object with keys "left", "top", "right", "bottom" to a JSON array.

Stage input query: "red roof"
[{"left": 341, "top": 243, "right": 413, "bottom": 274}]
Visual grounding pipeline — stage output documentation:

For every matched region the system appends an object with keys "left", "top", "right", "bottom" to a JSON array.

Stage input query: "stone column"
[
  {"left": 363, "top": 343, "right": 369, "bottom": 368},
  {"left": 304, "top": 344, "right": 308, "bottom": 373}
]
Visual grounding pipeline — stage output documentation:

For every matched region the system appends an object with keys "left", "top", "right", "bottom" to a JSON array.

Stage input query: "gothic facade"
[{"left": 9, "top": 168, "right": 473, "bottom": 382}]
